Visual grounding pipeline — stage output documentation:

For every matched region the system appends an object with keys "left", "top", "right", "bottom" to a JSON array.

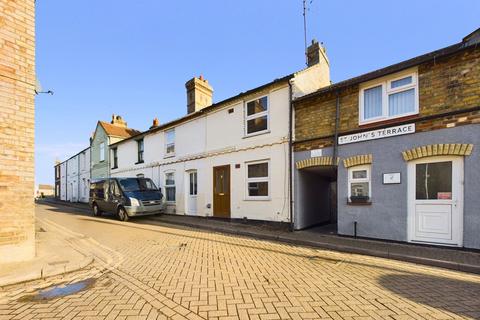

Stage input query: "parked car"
[{"left": 89, "top": 177, "right": 165, "bottom": 221}]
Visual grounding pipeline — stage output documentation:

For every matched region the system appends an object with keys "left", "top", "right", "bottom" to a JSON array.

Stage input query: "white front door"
[
  {"left": 408, "top": 156, "right": 463, "bottom": 246},
  {"left": 187, "top": 171, "right": 198, "bottom": 214}
]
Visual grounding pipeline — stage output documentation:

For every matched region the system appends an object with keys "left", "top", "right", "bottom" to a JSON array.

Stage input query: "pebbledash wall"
[
  {"left": 0, "top": 0, "right": 36, "bottom": 262},
  {"left": 293, "top": 30, "right": 480, "bottom": 249}
]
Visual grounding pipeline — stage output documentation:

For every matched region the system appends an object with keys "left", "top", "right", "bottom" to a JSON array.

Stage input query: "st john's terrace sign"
[{"left": 338, "top": 123, "right": 415, "bottom": 145}]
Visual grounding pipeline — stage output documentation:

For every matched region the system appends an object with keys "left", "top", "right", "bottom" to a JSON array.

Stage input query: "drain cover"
[{"left": 18, "top": 278, "right": 95, "bottom": 301}]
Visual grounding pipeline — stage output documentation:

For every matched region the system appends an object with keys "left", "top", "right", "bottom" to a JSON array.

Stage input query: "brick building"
[
  {"left": 0, "top": 0, "right": 36, "bottom": 262},
  {"left": 292, "top": 29, "right": 480, "bottom": 249}
]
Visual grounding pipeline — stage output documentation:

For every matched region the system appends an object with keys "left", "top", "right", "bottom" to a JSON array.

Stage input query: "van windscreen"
[{"left": 118, "top": 178, "right": 158, "bottom": 192}]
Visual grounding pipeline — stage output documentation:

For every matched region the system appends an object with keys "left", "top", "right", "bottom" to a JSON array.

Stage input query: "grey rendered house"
[
  {"left": 90, "top": 115, "right": 140, "bottom": 179},
  {"left": 292, "top": 28, "right": 480, "bottom": 249}
]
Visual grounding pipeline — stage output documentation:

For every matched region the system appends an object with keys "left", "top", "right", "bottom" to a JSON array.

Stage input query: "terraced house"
[
  {"left": 90, "top": 115, "right": 140, "bottom": 179},
  {"left": 292, "top": 28, "right": 480, "bottom": 249},
  {"left": 109, "top": 41, "right": 331, "bottom": 222}
]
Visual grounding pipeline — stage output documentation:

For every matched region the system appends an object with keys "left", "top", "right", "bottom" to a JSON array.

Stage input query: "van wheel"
[
  {"left": 92, "top": 203, "right": 102, "bottom": 217},
  {"left": 118, "top": 207, "right": 129, "bottom": 222}
]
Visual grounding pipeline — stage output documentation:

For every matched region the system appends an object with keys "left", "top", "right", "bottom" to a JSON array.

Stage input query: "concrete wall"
[
  {"left": 0, "top": 0, "right": 36, "bottom": 262},
  {"left": 336, "top": 124, "right": 480, "bottom": 249}
]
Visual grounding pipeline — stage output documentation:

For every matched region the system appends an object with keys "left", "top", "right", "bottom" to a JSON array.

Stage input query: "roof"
[
  {"left": 294, "top": 28, "right": 480, "bottom": 102},
  {"left": 99, "top": 121, "right": 141, "bottom": 138},
  {"left": 110, "top": 73, "right": 294, "bottom": 147}
]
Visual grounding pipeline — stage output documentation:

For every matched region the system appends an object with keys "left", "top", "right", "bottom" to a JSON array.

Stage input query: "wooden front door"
[{"left": 213, "top": 165, "right": 230, "bottom": 218}]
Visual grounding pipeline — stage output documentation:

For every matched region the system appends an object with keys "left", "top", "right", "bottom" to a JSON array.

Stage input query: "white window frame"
[
  {"left": 165, "top": 129, "right": 175, "bottom": 158},
  {"left": 245, "top": 160, "right": 270, "bottom": 200},
  {"left": 359, "top": 70, "right": 419, "bottom": 125},
  {"left": 112, "top": 148, "right": 118, "bottom": 169},
  {"left": 99, "top": 142, "right": 105, "bottom": 162},
  {"left": 347, "top": 164, "right": 372, "bottom": 201},
  {"left": 244, "top": 95, "right": 270, "bottom": 137},
  {"left": 164, "top": 171, "right": 176, "bottom": 203}
]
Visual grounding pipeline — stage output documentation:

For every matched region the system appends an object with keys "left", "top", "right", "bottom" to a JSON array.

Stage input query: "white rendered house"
[{"left": 110, "top": 41, "right": 331, "bottom": 222}]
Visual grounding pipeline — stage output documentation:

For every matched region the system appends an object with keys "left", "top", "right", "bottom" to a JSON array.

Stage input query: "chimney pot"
[
  {"left": 150, "top": 117, "right": 160, "bottom": 129},
  {"left": 110, "top": 114, "right": 128, "bottom": 128}
]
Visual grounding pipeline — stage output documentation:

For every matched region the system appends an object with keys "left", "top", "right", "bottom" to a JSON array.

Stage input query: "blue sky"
[{"left": 35, "top": 1, "right": 479, "bottom": 185}]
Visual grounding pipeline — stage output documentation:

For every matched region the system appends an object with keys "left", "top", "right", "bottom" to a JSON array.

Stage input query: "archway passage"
[{"left": 295, "top": 165, "right": 337, "bottom": 231}]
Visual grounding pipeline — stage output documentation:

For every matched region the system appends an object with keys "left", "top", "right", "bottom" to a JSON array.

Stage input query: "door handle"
[{"left": 219, "top": 193, "right": 224, "bottom": 196}]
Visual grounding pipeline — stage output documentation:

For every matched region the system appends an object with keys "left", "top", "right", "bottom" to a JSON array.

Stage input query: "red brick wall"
[{"left": 0, "top": 0, "right": 35, "bottom": 262}]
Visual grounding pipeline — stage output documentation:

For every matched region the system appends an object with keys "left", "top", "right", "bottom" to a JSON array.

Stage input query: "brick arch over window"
[
  {"left": 343, "top": 154, "right": 373, "bottom": 168},
  {"left": 295, "top": 156, "right": 339, "bottom": 170},
  {"left": 402, "top": 144, "right": 473, "bottom": 161}
]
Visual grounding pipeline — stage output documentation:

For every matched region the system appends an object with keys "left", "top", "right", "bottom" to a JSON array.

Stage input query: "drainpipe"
[
  {"left": 288, "top": 81, "right": 294, "bottom": 232},
  {"left": 332, "top": 91, "right": 341, "bottom": 225},
  {"left": 332, "top": 91, "right": 340, "bottom": 164}
]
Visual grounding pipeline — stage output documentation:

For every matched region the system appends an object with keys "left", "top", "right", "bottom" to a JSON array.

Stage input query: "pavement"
[
  {"left": 0, "top": 216, "right": 93, "bottom": 287},
  {"left": 0, "top": 202, "right": 478, "bottom": 319},
  {"left": 42, "top": 199, "right": 480, "bottom": 275}
]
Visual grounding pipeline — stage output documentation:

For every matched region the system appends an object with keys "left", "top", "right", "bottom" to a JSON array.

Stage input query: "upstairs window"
[
  {"left": 245, "top": 96, "right": 269, "bottom": 136},
  {"left": 112, "top": 148, "right": 118, "bottom": 169},
  {"left": 137, "top": 139, "right": 144, "bottom": 163},
  {"left": 99, "top": 142, "right": 105, "bottom": 162},
  {"left": 360, "top": 71, "right": 418, "bottom": 124},
  {"left": 165, "top": 129, "right": 175, "bottom": 157}
]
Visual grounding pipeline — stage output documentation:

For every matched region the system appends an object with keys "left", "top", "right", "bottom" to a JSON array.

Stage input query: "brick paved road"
[{"left": 1, "top": 204, "right": 480, "bottom": 320}]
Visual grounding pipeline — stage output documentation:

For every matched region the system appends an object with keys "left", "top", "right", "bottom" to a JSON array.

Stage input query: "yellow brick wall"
[
  {"left": 294, "top": 47, "right": 480, "bottom": 151},
  {"left": 0, "top": 0, "right": 35, "bottom": 262}
]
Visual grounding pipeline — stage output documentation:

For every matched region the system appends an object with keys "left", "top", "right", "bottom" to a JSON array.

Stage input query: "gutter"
[{"left": 288, "top": 81, "right": 294, "bottom": 232}]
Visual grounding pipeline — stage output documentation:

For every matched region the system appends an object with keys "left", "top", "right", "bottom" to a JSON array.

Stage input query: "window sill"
[
  {"left": 243, "top": 130, "right": 270, "bottom": 139},
  {"left": 359, "top": 113, "right": 419, "bottom": 127},
  {"left": 111, "top": 166, "right": 118, "bottom": 170},
  {"left": 164, "top": 154, "right": 175, "bottom": 159},
  {"left": 347, "top": 201, "right": 372, "bottom": 206},
  {"left": 244, "top": 197, "right": 271, "bottom": 201},
  {"left": 135, "top": 161, "right": 144, "bottom": 165}
]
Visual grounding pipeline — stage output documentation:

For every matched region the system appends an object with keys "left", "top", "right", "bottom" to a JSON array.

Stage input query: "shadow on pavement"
[{"left": 378, "top": 273, "right": 480, "bottom": 318}]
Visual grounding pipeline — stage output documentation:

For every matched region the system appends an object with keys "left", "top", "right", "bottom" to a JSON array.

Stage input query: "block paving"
[{"left": 0, "top": 204, "right": 479, "bottom": 319}]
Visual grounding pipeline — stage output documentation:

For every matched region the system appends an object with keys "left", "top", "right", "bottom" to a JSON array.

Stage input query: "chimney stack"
[
  {"left": 307, "top": 39, "right": 329, "bottom": 68},
  {"left": 185, "top": 75, "right": 213, "bottom": 114},
  {"left": 150, "top": 117, "right": 160, "bottom": 129},
  {"left": 111, "top": 114, "right": 127, "bottom": 128}
]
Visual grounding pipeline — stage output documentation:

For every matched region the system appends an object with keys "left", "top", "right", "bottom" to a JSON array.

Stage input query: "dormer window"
[
  {"left": 359, "top": 70, "right": 418, "bottom": 124},
  {"left": 245, "top": 96, "right": 269, "bottom": 136}
]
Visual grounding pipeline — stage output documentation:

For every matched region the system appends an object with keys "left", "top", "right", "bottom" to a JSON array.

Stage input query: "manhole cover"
[{"left": 18, "top": 278, "right": 96, "bottom": 301}]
